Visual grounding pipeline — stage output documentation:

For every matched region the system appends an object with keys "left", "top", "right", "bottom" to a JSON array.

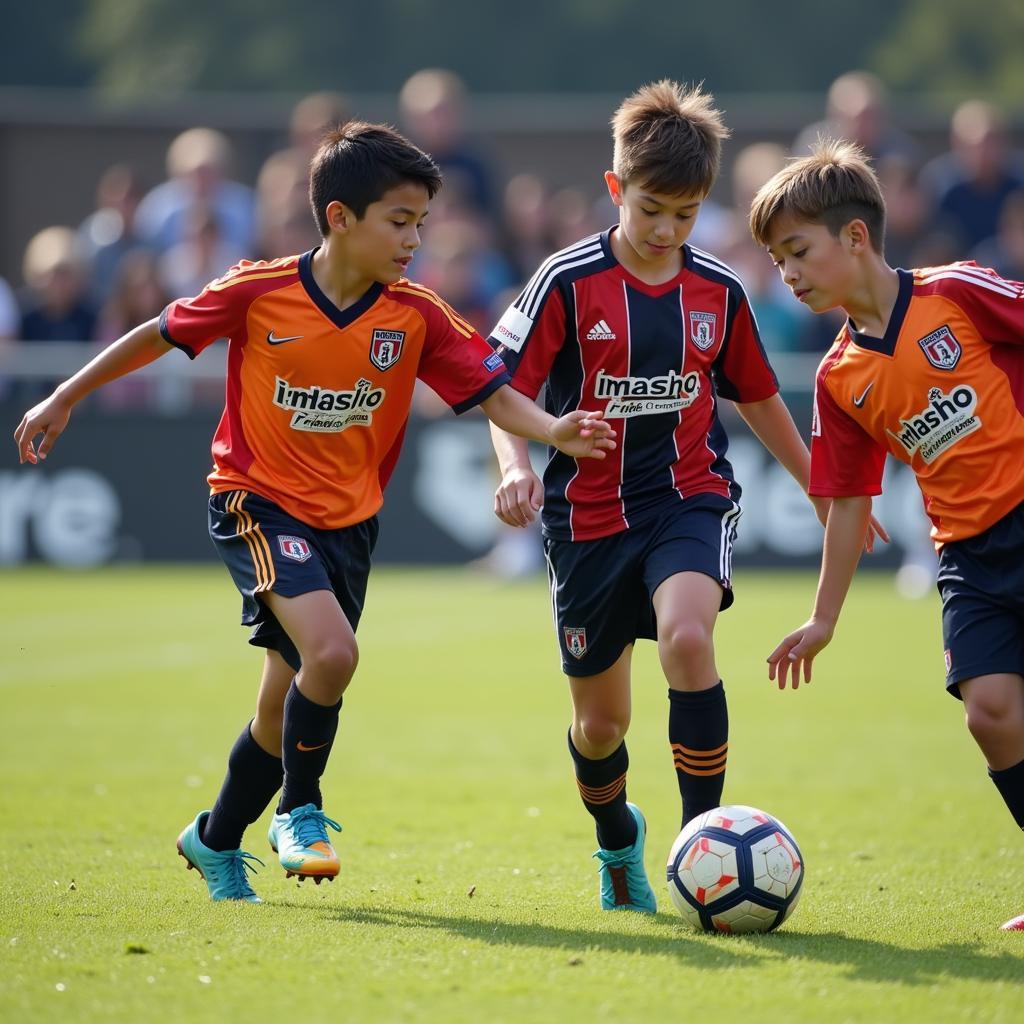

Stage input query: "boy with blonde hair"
[
  {"left": 488, "top": 82, "right": 846, "bottom": 912},
  {"left": 751, "top": 139, "right": 1024, "bottom": 932}
]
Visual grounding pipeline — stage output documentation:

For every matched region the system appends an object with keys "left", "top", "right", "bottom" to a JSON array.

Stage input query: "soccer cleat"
[
  {"left": 268, "top": 803, "right": 342, "bottom": 881},
  {"left": 592, "top": 802, "right": 657, "bottom": 913},
  {"left": 176, "top": 811, "right": 263, "bottom": 902},
  {"left": 1001, "top": 913, "right": 1024, "bottom": 931}
]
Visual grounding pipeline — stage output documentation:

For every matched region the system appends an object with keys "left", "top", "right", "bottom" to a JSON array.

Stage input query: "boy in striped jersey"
[
  {"left": 487, "top": 82, "right": 859, "bottom": 913},
  {"left": 14, "top": 122, "right": 615, "bottom": 903},
  {"left": 753, "top": 140, "right": 1024, "bottom": 932}
]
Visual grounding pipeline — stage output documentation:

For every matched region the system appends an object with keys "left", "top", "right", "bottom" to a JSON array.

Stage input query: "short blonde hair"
[
  {"left": 748, "top": 138, "right": 886, "bottom": 252},
  {"left": 612, "top": 80, "right": 728, "bottom": 197}
]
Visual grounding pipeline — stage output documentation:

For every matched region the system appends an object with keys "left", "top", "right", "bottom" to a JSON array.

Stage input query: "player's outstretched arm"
[
  {"left": 736, "top": 394, "right": 888, "bottom": 552},
  {"left": 480, "top": 384, "right": 616, "bottom": 461},
  {"left": 767, "top": 495, "right": 872, "bottom": 689},
  {"left": 489, "top": 422, "right": 543, "bottom": 527},
  {"left": 14, "top": 318, "right": 172, "bottom": 465}
]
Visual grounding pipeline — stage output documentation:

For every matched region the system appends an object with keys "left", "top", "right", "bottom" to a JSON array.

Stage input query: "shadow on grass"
[{"left": 275, "top": 901, "right": 1023, "bottom": 985}]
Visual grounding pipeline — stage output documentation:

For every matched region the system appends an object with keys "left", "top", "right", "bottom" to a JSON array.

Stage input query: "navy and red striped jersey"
[{"left": 488, "top": 228, "right": 779, "bottom": 541}]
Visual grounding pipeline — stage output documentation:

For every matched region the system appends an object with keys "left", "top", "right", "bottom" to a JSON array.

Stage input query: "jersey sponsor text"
[
  {"left": 887, "top": 385, "right": 981, "bottom": 463},
  {"left": 595, "top": 368, "right": 700, "bottom": 418},
  {"left": 273, "top": 375, "right": 385, "bottom": 432}
]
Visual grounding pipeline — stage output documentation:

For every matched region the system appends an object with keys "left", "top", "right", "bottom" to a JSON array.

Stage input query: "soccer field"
[{"left": 2, "top": 566, "right": 1021, "bottom": 1023}]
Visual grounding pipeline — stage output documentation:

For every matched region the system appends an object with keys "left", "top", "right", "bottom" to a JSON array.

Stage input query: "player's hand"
[
  {"left": 495, "top": 467, "right": 544, "bottom": 527},
  {"left": 548, "top": 409, "right": 616, "bottom": 460},
  {"left": 809, "top": 495, "right": 890, "bottom": 553},
  {"left": 767, "top": 617, "right": 835, "bottom": 690},
  {"left": 14, "top": 393, "right": 72, "bottom": 465}
]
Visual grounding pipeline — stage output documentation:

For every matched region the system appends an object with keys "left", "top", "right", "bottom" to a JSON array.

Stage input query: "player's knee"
[
  {"left": 659, "top": 620, "right": 713, "bottom": 669},
  {"left": 577, "top": 713, "right": 629, "bottom": 752},
  {"left": 302, "top": 638, "right": 359, "bottom": 687},
  {"left": 963, "top": 687, "right": 1016, "bottom": 743}
]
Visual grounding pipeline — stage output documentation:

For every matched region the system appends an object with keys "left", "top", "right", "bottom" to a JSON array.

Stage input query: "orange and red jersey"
[
  {"left": 160, "top": 250, "right": 508, "bottom": 529},
  {"left": 811, "top": 262, "right": 1024, "bottom": 545}
]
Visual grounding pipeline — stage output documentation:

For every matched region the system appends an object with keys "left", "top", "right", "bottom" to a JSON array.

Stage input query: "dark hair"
[
  {"left": 309, "top": 121, "right": 442, "bottom": 235},
  {"left": 611, "top": 80, "right": 728, "bottom": 197},
  {"left": 749, "top": 139, "right": 887, "bottom": 253}
]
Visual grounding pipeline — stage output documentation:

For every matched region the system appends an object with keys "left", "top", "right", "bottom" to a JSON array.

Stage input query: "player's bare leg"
[
  {"left": 263, "top": 590, "right": 355, "bottom": 882},
  {"left": 959, "top": 673, "right": 1024, "bottom": 931},
  {"left": 654, "top": 572, "right": 729, "bottom": 826},
  {"left": 568, "top": 649, "right": 655, "bottom": 912}
]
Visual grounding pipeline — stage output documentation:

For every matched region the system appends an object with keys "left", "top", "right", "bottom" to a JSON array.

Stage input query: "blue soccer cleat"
[
  {"left": 592, "top": 802, "right": 657, "bottom": 913},
  {"left": 176, "top": 811, "right": 264, "bottom": 902},
  {"left": 268, "top": 803, "right": 342, "bottom": 883}
]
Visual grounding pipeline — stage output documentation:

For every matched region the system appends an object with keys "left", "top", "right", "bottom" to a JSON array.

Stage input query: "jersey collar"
[
  {"left": 846, "top": 267, "right": 913, "bottom": 356},
  {"left": 299, "top": 248, "right": 384, "bottom": 329},
  {"left": 602, "top": 227, "right": 687, "bottom": 296}
]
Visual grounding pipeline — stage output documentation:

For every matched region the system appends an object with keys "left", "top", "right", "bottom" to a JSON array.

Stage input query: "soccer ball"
[{"left": 666, "top": 804, "right": 803, "bottom": 933}]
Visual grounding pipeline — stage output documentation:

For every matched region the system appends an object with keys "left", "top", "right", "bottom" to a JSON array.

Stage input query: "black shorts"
[
  {"left": 937, "top": 501, "right": 1024, "bottom": 698},
  {"left": 209, "top": 489, "right": 379, "bottom": 672},
  {"left": 544, "top": 493, "right": 741, "bottom": 677}
]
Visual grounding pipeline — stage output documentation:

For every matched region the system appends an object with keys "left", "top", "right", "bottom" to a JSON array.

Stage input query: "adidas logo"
[{"left": 586, "top": 319, "right": 616, "bottom": 341}]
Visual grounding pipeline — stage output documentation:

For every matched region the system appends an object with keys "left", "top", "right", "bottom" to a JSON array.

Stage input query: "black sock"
[
  {"left": 568, "top": 731, "right": 637, "bottom": 851},
  {"left": 989, "top": 758, "right": 1024, "bottom": 830},
  {"left": 202, "top": 721, "right": 283, "bottom": 851},
  {"left": 669, "top": 681, "right": 729, "bottom": 828},
  {"left": 279, "top": 680, "right": 342, "bottom": 814}
]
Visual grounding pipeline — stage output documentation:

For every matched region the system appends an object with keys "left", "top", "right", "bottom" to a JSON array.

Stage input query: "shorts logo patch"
[
  {"left": 564, "top": 626, "right": 587, "bottom": 659},
  {"left": 944, "top": 649, "right": 952, "bottom": 674},
  {"left": 917, "top": 325, "right": 961, "bottom": 370},
  {"left": 370, "top": 329, "right": 405, "bottom": 371},
  {"left": 689, "top": 311, "right": 717, "bottom": 350},
  {"left": 278, "top": 535, "right": 312, "bottom": 562}
]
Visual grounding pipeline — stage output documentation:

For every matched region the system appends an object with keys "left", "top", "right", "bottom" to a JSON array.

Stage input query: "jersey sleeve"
[
  {"left": 944, "top": 261, "right": 1024, "bottom": 344},
  {"left": 159, "top": 264, "right": 251, "bottom": 358},
  {"left": 809, "top": 362, "right": 887, "bottom": 497},
  {"left": 415, "top": 294, "right": 510, "bottom": 414},
  {"left": 711, "top": 288, "right": 779, "bottom": 402},
  {"left": 487, "top": 283, "right": 568, "bottom": 400}
]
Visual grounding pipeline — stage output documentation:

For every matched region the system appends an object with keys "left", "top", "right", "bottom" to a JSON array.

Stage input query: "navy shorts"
[
  {"left": 937, "top": 501, "right": 1024, "bottom": 699},
  {"left": 209, "top": 489, "right": 379, "bottom": 672},
  {"left": 544, "top": 493, "right": 741, "bottom": 677}
]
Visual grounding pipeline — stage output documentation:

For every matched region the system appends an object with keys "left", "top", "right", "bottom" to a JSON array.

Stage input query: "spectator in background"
[
  {"left": 794, "top": 70, "right": 917, "bottom": 163},
  {"left": 257, "top": 91, "right": 349, "bottom": 260},
  {"left": 19, "top": 226, "right": 97, "bottom": 344},
  {"left": 135, "top": 127, "right": 256, "bottom": 259},
  {"left": 972, "top": 189, "right": 1024, "bottom": 281},
  {"left": 0, "top": 275, "right": 17, "bottom": 341},
  {"left": 921, "top": 100, "right": 1024, "bottom": 252},
  {"left": 77, "top": 163, "right": 147, "bottom": 303},
  {"left": 875, "top": 153, "right": 929, "bottom": 269},
  {"left": 500, "top": 173, "right": 552, "bottom": 282},
  {"left": 399, "top": 68, "right": 497, "bottom": 217},
  {"left": 159, "top": 204, "right": 239, "bottom": 300}
]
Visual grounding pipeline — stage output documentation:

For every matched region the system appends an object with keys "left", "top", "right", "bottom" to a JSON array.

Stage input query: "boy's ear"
[
  {"left": 843, "top": 218, "right": 870, "bottom": 253},
  {"left": 604, "top": 170, "right": 624, "bottom": 207},
  {"left": 325, "top": 200, "right": 355, "bottom": 234}
]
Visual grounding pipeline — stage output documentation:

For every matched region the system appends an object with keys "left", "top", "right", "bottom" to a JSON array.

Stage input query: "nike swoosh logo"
[
  {"left": 853, "top": 383, "right": 874, "bottom": 408},
  {"left": 296, "top": 740, "right": 329, "bottom": 752},
  {"left": 268, "top": 331, "right": 304, "bottom": 345}
]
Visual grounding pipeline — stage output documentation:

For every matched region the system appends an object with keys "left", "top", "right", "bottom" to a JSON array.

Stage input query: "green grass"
[{"left": 1, "top": 566, "right": 1021, "bottom": 1023}]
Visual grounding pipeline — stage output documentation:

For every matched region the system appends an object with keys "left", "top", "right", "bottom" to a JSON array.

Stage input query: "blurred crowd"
[{"left": 3, "top": 68, "right": 1024, "bottom": 398}]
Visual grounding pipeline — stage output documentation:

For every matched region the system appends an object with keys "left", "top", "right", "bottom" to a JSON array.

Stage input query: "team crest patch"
[
  {"left": 370, "top": 329, "right": 405, "bottom": 371},
  {"left": 689, "top": 311, "right": 717, "bottom": 350},
  {"left": 917, "top": 325, "right": 961, "bottom": 370},
  {"left": 278, "top": 535, "right": 312, "bottom": 562},
  {"left": 564, "top": 627, "right": 587, "bottom": 659},
  {"left": 944, "top": 649, "right": 953, "bottom": 674}
]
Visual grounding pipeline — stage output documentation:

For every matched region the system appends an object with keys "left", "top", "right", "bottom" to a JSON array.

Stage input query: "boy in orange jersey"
[
  {"left": 750, "top": 140, "right": 1024, "bottom": 932},
  {"left": 14, "top": 122, "right": 615, "bottom": 903}
]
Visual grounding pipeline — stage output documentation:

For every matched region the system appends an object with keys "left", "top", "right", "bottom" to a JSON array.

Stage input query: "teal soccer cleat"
[
  {"left": 592, "top": 802, "right": 657, "bottom": 913},
  {"left": 269, "top": 803, "right": 342, "bottom": 882},
  {"left": 176, "top": 811, "right": 264, "bottom": 902}
]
